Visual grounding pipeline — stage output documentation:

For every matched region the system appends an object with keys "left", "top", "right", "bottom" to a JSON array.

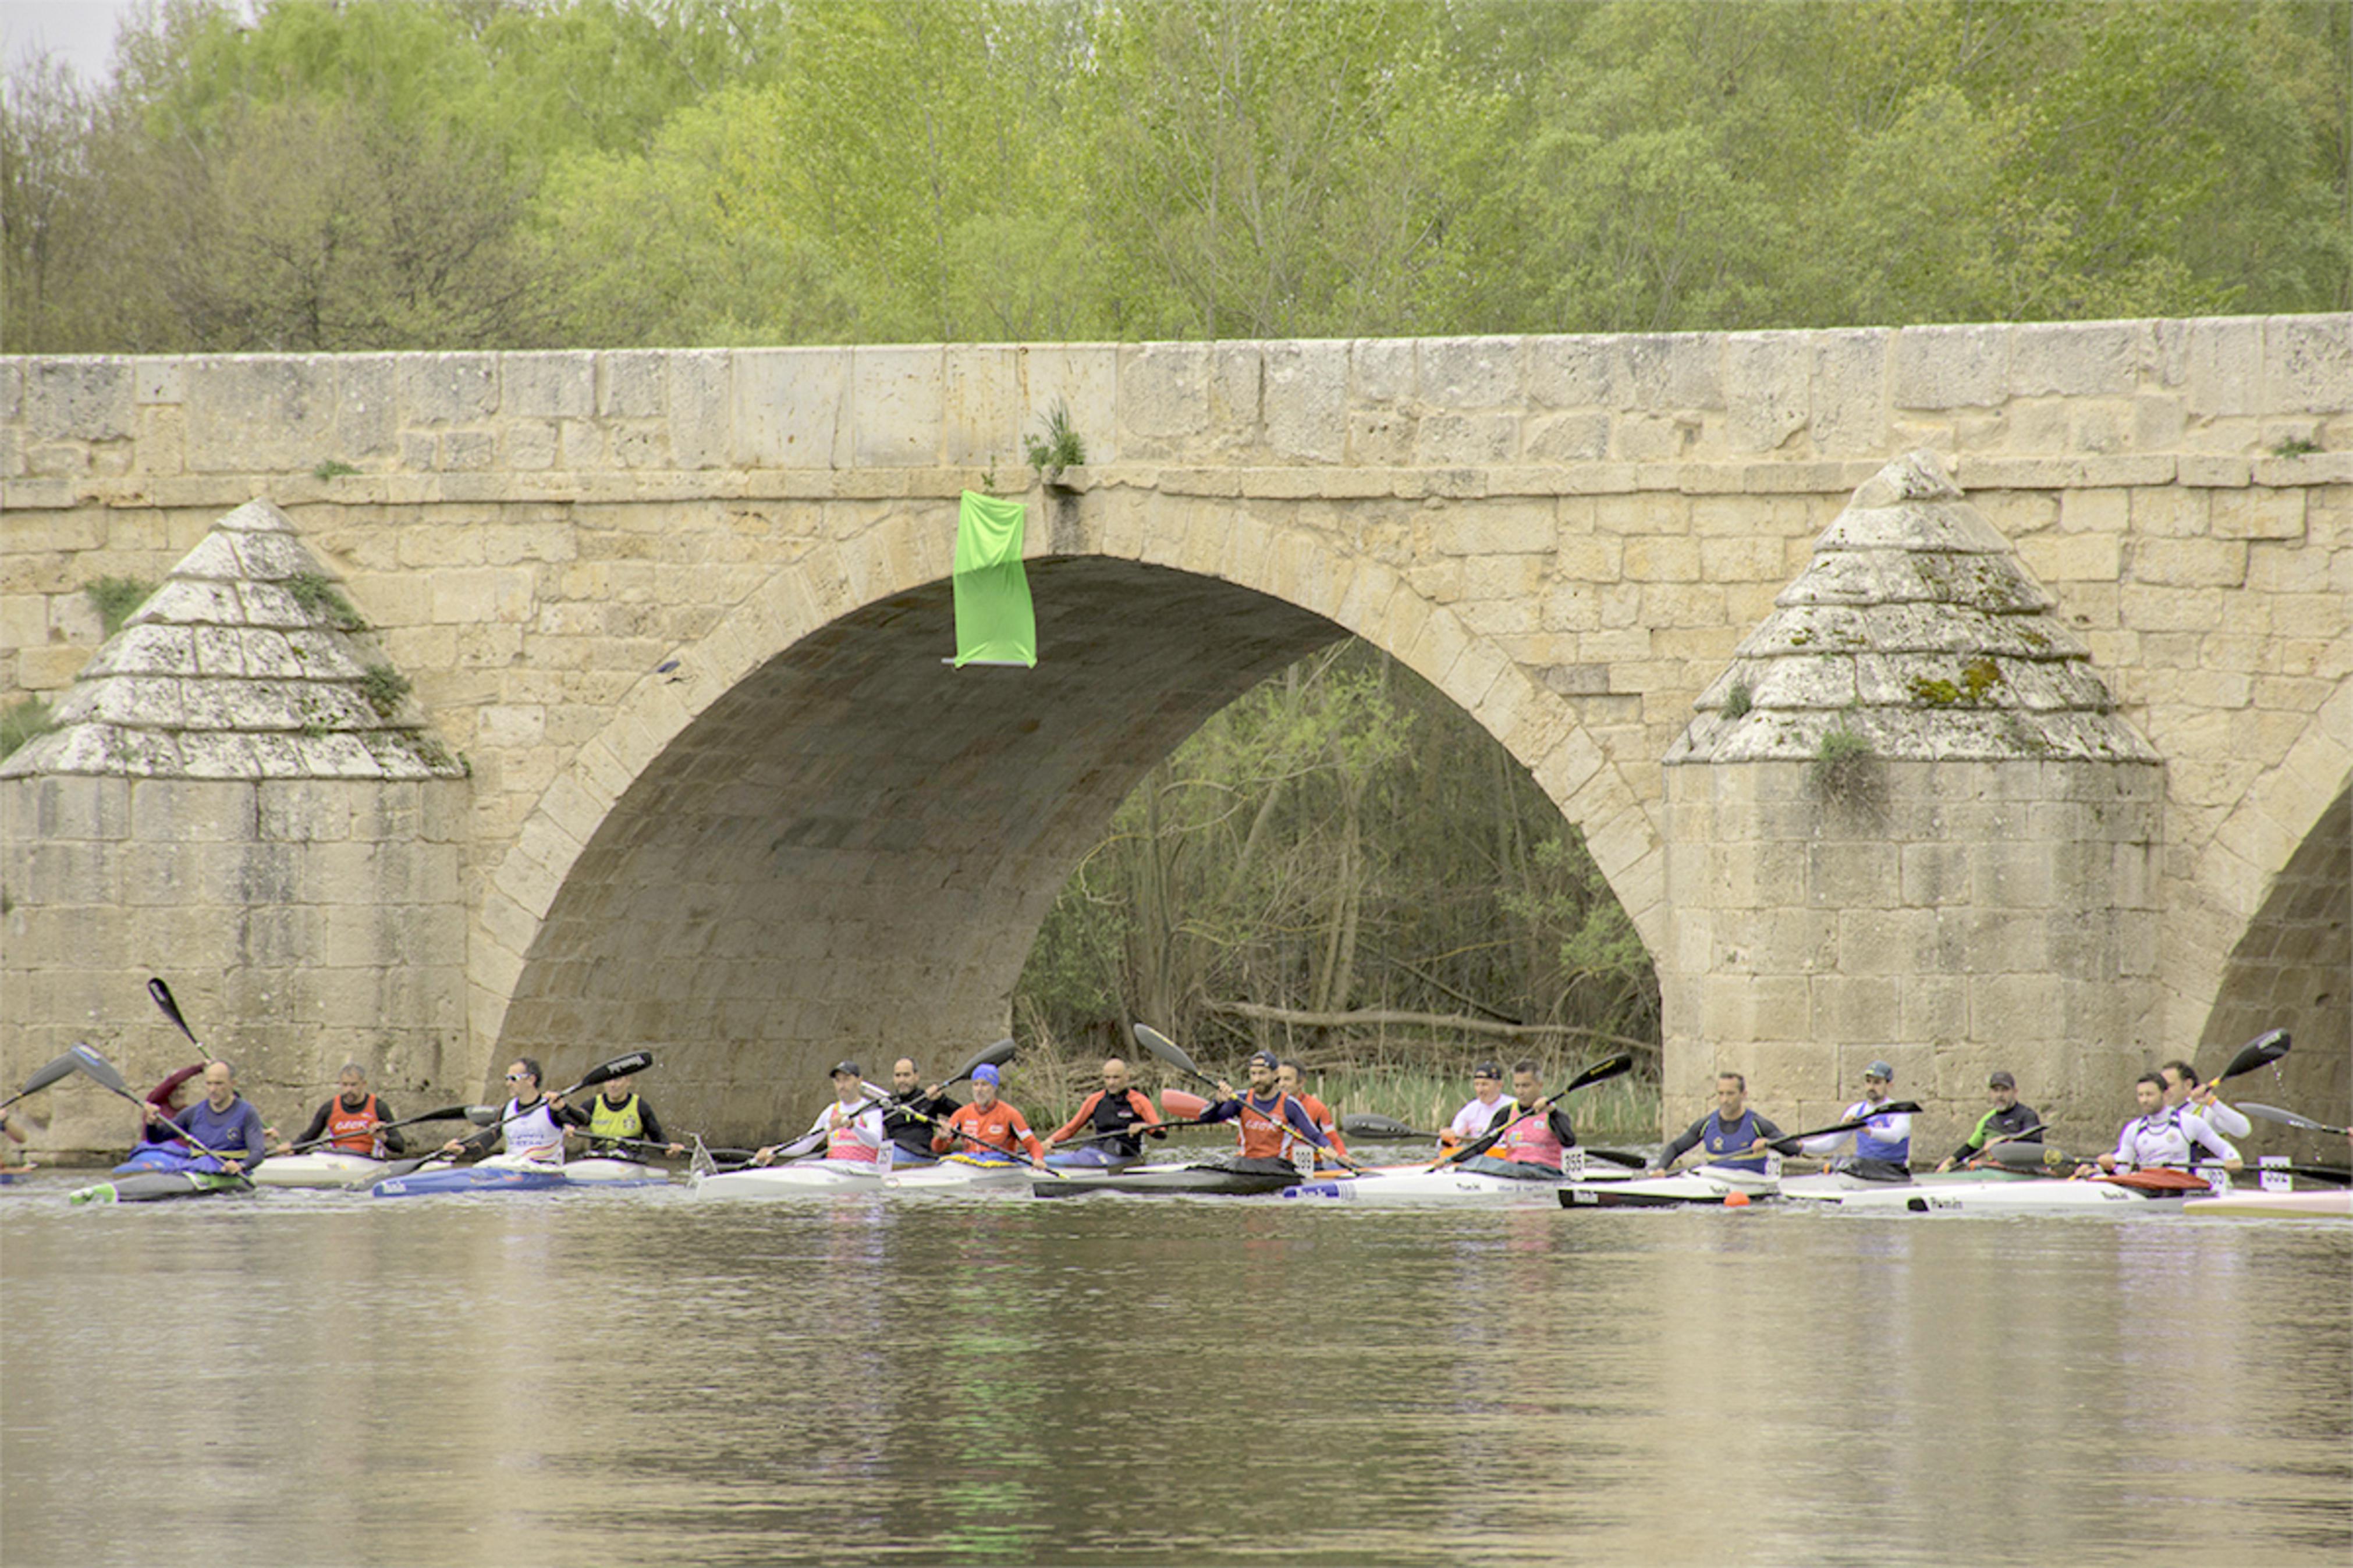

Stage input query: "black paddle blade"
[
  {"left": 1, "top": 1051, "right": 83, "bottom": 1108},
  {"left": 950, "top": 1037, "right": 1017, "bottom": 1082},
  {"left": 1566, "top": 1053, "right": 1635, "bottom": 1091},
  {"left": 463, "top": 1104, "right": 502, "bottom": 1125},
  {"left": 2241, "top": 1102, "right": 2348, "bottom": 1137},
  {"left": 147, "top": 978, "right": 201, "bottom": 1046},
  {"left": 1340, "top": 1112, "right": 1427, "bottom": 1139},
  {"left": 68, "top": 1042, "right": 134, "bottom": 1097},
  {"left": 571, "top": 1051, "right": 654, "bottom": 1091},
  {"left": 2218, "top": 1029, "right": 2290, "bottom": 1081},
  {"left": 1131, "top": 1024, "right": 1211, "bottom": 1085}
]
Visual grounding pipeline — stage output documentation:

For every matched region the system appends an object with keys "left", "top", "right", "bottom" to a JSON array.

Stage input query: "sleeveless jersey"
[
  {"left": 1702, "top": 1108, "right": 1769, "bottom": 1173},
  {"left": 1492, "top": 1103, "right": 1567, "bottom": 1169},
  {"left": 503, "top": 1097, "right": 566, "bottom": 1162},
  {"left": 587, "top": 1093, "right": 645, "bottom": 1151},
  {"left": 322, "top": 1094, "right": 383, "bottom": 1157},
  {"left": 1233, "top": 1093, "right": 1306, "bottom": 1162}
]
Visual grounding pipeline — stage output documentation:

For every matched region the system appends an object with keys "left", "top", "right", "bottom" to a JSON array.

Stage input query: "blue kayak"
[{"left": 373, "top": 1159, "right": 568, "bottom": 1198}]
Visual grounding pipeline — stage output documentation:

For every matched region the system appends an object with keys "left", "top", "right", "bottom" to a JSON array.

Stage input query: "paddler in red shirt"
[
  {"left": 1043, "top": 1057, "right": 1165, "bottom": 1167},
  {"left": 1276, "top": 1059, "right": 1351, "bottom": 1169},
  {"left": 1198, "top": 1050, "right": 1331, "bottom": 1172},
  {"left": 933, "top": 1064, "right": 1048, "bottom": 1164}
]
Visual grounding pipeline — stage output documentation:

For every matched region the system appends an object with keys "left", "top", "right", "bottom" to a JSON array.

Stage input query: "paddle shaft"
[
  {"left": 868, "top": 1086, "right": 1056, "bottom": 1174},
  {"left": 69, "top": 1045, "right": 235, "bottom": 1164},
  {"left": 282, "top": 1103, "right": 485, "bottom": 1154},
  {"left": 1666, "top": 1101, "right": 1925, "bottom": 1172},
  {"left": 766, "top": 1037, "right": 1017, "bottom": 1162},
  {"left": 1128, "top": 1023, "right": 1364, "bottom": 1170}
]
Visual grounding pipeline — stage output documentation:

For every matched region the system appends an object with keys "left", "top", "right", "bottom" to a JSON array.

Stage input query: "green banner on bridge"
[{"left": 952, "top": 491, "right": 1037, "bottom": 668}]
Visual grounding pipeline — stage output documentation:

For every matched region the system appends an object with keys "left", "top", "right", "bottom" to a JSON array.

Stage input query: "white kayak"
[
  {"left": 690, "top": 1158, "right": 886, "bottom": 1198},
  {"left": 1559, "top": 1164, "right": 1780, "bottom": 1207},
  {"left": 1280, "top": 1154, "right": 1630, "bottom": 1206},
  {"left": 1825, "top": 1171, "right": 2210, "bottom": 1214},
  {"left": 882, "top": 1154, "right": 1033, "bottom": 1192},
  {"left": 253, "top": 1151, "right": 391, "bottom": 1189},
  {"left": 2182, "top": 1188, "right": 2351, "bottom": 1219},
  {"left": 564, "top": 1155, "right": 670, "bottom": 1186}
]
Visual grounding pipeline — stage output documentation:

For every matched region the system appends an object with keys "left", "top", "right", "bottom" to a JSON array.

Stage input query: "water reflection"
[{"left": 1, "top": 1184, "right": 2345, "bottom": 1566}]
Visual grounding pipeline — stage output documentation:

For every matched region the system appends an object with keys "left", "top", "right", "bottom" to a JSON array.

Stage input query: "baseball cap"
[
  {"left": 1472, "top": 1061, "right": 1503, "bottom": 1079},
  {"left": 971, "top": 1064, "right": 1001, "bottom": 1085},
  {"left": 1988, "top": 1070, "right": 2016, "bottom": 1089},
  {"left": 1864, "top": 1060, "right": 1894, "bottom": 1081},
  {"left": 1245, "top": 1050, "right": 1280, "bottom": 1071},
  {"left": 829, "top": 1060, "right": 863, "bottom": 1079}
]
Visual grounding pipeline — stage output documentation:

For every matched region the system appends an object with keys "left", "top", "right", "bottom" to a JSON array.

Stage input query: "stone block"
[
  {"left": 22, "top": 361, "right": 133, "bottom": 442},
  {"left": 399, "top": 355, "right": 500, "bottom": 424},
  {"left": 2129, "top": 538, "right": 2246, "bottom": 588},
  {"left": 735, "top": 349, "right": 846, "bottom": 468},
  {"left": 600, "top": 351, "right": 668, "bottom": 419},
  {"left": 1439, "top": 503, "right": 1558, "bottom": 557},
  {"left": 503, "top": 353, "right": 596, "bottom": 420},
  {"left": 184, "top": 360, "right": 335, "bottom": 472},
  {"left": 1117, "top": 343, "right": 1208, "bottom": 440},
  {"left": 1891, "top": 324, "right": 2007, "bottom": 409},
  {"left": 2012, "top": 322, "right": 2137, "bottom": 396},
  {"left": 2018, "top": 532, "right": 2122, "bottom": 582},
  {"left": 1418, "top": 337, "right": 1523, "bottom": 407},
  {"left": 1413, "top": 413, "right": 1518, "bottom": 467},
  {"left": 1020, "top": 346, "right": 1119, "bottom": 466},
  {"left": 2210, "top": 488, "right": 2306, "bottom": 541},
  {"left": 850, "top": 346, "right": 945, "bottom": 467},
  {"left": 2177, "top": 317, "right": 2262, "bottom": 417},
  {"left": 2266, "top": 315, "right": 2353, "bottom": 414},
  {"left": 1724, "top": 333, "right": 1808, "bottom": 452},
  {"left": 1263, "top": 341, "right": 1348, "bottom": 463},
  {"left": 1350, "top": 339, "right": 1416, "bottom": 404},
  {"left": 1614, "top": 335, "right": 1722, "bottom": 410}
]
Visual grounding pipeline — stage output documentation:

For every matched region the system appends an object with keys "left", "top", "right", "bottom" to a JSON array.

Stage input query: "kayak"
[
  {"left": 254, "top": 1151, "right": 389, "bottom": 1189},
  {"left": 2182, "top": 1189, "right": 2351, "bottom": 1219},
  {"left": 691, "top": 1158, "right": 884, "bottom": 1198},
  {"left": 1280, "top": 1153, "right": 1627, "bottom": 1206},
  {"left": 1778, "top": 1166, "right": 2047, "bottom": 1202},
  {"left": 563, "top": 1155, "right": 671, "bottom": 1187},
  {"left": 372, "top": 1154, "right": 566, "bottom": 1198},
  {"left": 1031, "top": 1157, "right": 1305, "bottom": 1198},
  {"left": 69, "top": 1171, "right": 253, "bottom": 1205},
  {"left": 1559, "top": 1165, "right": 1781, "bottom": 1207},
  {"left": 882, "top": 1153, "right": 1034, "bottom": 1192},
  {"left": 1824, "top": 1168, "right": 2212, "bottom": 1214}
]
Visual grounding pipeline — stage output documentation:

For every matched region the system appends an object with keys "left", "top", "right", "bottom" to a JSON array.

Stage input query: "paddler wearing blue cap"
[
  {"left": 1801, "top": 1059, "right": 1912, "bottom": 1181},
  {"left": 932, "top": 1064, "right": 1049, "bottom": 1164},
  {"left": 1197, "top": 1050, "right": 1331, "bottom": 1172}
]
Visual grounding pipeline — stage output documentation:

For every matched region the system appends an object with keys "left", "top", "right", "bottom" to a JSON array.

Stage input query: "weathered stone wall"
[
  {"left": 3, "top": 318, "right": 2346, "bottom": 1149},
  {"left": 0, "top": 775, "right": 469, "bottom": 1149}
]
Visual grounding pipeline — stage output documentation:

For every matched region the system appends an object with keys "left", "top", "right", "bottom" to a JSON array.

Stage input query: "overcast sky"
[{"left": 3, "top": 0, "right": 153, "bottom": 83}]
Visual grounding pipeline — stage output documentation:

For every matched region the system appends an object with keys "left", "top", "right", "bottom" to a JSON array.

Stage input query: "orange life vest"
[
  {"left": 1234, "top": 1093, "right": 1307, "bottom": 1162},
  {"left": 323, "top": 1094, "right": 382, "bottom": 1157}
]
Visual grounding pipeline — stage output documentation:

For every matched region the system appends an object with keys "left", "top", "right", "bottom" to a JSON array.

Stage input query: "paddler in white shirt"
[
  {"left": 2080, "top": 1072, "right": 2241, "bottom": 1176},
  {"left": 751, "top": 1061, "right": 885, "bottom": 1167},
  {"left": 1438, "top": 1062, "right": 1508, "bottom": 1153},
  {"left": 442, "top": 1058, "right": 582, "bottom": 1162},
  {"left": 1801, "top": 1060, "right": 1912, "bottom": 1182},
  {"left": 2157, "top": 1058, "right": 2253, "bottom": 1139}
]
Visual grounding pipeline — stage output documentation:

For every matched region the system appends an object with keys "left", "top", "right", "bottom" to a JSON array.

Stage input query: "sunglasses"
[{"left": 505, "top": 1073, "right": 533, "bottom": 1082}]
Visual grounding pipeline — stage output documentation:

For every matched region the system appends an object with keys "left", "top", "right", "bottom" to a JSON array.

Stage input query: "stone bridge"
[{"left": 2, "top": 315, "right": 2346, "bottom": 1154}]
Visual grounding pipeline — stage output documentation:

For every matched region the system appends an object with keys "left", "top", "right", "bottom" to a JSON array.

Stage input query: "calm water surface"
[{"left": 2, "top": 1169, "right": 2347, "bottom": 1567}]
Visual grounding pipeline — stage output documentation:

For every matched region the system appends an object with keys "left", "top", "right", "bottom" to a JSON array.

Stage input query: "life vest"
[
  {"left": 2121, "top": 1108, "right": 2210, "bottom": 1168},
  {"left": 503, "top": 1097, "right": 566, "bottom": 1162},
  {"left": 1703, "top": 1108, "right": 1768, "bottom": 1172},
  {"left": 824, "top": 1100, "right": 880, "bottom": 1162},
  {"left": 1085, "top": 1089, "right": 1157, "bottom": 1155},
  {"left": 1852, "top": 1103, "right": 1910, "bottom": 1164},
  {"left": 938, "top": 1103, "right": 1034, "bottom": 1159},
  {"left": 588, "top": 1093, "right": 646, "bottom": 1151},
  {"left": 322, "top": 1094, "right": 383, "bottom": 1157},
  {"left": 1492, "top": 1103, "right": 1567, "bottom": 1169},
  {"left": 1233, "top": 1093, "right": 1306, "bottom": 1162}
]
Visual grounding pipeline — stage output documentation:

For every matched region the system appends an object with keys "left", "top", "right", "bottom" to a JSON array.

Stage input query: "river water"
[{"left": 2, "top": 1166, "right": 2347, "bottom": 1567}]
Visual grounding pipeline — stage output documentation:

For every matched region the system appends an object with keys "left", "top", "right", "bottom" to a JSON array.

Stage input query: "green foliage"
[
  {"left": 312, "top": 458, "right": 359, "bottom": 479},
  {"left": 1909, "top": 658, "right": 2004, "bottom": 707},
  {"left": 2270, "top": 435, "right": 2322, "bottom": 457},
  {"left": 357, "top": 664, "right": 412, "bottom": 719},
  {"left": 0, "top": 698, "right": 56, "bottom": 760},
  {"left": 1023, "top": 399, "right": 1085, "bottom": 482},
  {"left": 1811, "top": 719, "right": 1878, "bottom": 803},
  {"left": 83, "top": 576, "right": 154, "bottom": 635},
  {"left": 1722, "top": 680, "right": 1752, "bottom": 719},
  {"left": 286, "top": 573, "right": 365, "bottom": 631}
]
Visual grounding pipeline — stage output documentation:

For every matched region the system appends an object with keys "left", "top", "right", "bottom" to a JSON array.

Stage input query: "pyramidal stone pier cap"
[
  {"left": 1666, "top": 449, "right": 2157, "bottom": 767},
  {"left": 0, "top": 497, "right": 464, "bottom": 780}
]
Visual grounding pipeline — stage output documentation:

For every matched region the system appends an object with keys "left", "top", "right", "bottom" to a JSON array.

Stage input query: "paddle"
[
  {"left": 1436, "top": 1054, "right": 1635, "bottom": 1169},
  {"left": 377, "top": 1051, "right": 654, "bottom": 1180},
  {"left": 1340, "top": 1111, "right": 1430, "bottom": 1140},
  {"left": 1129, "top": 1022, "right": 1365, "bottom": 1172},
  {"left": 147, "top": 976, "right": 204, "bottom": 1049},
  {"left": 864, "top": 1079, "right": 1060, "bottom": 1176},
  {"left": 280, "top": 1103, "right": 491, "bottom": 1156},
  {"left": 1666, "top": 1100, "right": 1926, "bottom": 1172},
  {"left": 761, "top": 1037, "right": 1018, "bottom": 1164},
  {"left": 67, "top": 1042, "right": 233, "bottom": 1164},
  {"left": 2240, "top": 1103, "right": 2351, "bottom": 1138},
  {"left": 2214, "top": 1028, "right": 2291, "bottom": 1082},
  {"left": 0, "top": 1051, "right": 82, "bottom": 1114}
]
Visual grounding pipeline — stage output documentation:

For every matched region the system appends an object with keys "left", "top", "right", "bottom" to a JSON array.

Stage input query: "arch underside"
[
  {"left": 2199, "top": 785, "right": 2351, "bottom": 1130},
  {"left": 497, "top": 558, "right": 1342, "bottom": 1143}
]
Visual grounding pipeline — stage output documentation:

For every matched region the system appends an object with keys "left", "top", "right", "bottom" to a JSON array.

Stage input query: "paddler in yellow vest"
[{"left": 583, "top": 1072, "right": 684, "bottom": 1158}]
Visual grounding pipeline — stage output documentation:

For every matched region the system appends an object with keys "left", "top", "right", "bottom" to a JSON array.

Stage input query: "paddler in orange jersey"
[
  {"left": 1197, "top": 1050, "right": 1331, "bottom": 1174},
  {"left": 1275, "top": 1060, "right": 1352, "bottom": 1171},
  {"left": 266, "top": 1063, "right": 407, "bottom": 1158},
  {"left": 932, "top": 1064, "right": 1048, "bottom": 1164}
]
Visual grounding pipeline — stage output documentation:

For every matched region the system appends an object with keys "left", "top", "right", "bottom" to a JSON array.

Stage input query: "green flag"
[{"left": 952, "top": 490, "right": 1037, "bottom": 668}]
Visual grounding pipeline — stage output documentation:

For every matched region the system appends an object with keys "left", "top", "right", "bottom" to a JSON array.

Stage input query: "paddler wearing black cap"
[
  {"left": 1197, "top": 1050, "right": 1330, "bottom": 1172},
  {"left": 752, "top": 1060, "right": 884, "bottom": 1167},
  {"left": 1937, "top": 1071, "right": 2041, "bottom": 1171}
]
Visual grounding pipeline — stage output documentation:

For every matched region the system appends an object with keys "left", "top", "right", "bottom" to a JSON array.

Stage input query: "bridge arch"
[{"left": 469, "top": 498, "right": 1660, "bottom": 1139}]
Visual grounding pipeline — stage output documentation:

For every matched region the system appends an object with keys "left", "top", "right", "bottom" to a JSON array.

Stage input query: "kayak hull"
[
  {"left": 1826, "top": 1176, "right": 2195, "bottom": 1214},
  {"left": 1031, "top": 1160, "right": 1303, "bottom": 1197},
  {"left": 563, "top": 1156, "right": 670, "bottom": 1186},
  {"left": 2182, "top": 1189, "right": 2351, "bottom": 1219},
  {"left": 69, "top": 1172, "right": 253, "bottom": 1205},
  {"left": 254, "top": 1151, "right": 389, "bottom": 1189},
  {"left": 882, "top": 1157, "right": 1034, "bottom": 1190},
  {"left": 1559, "top": 1167, "right": 1780, "bottom": 1207},
  {"left": 372, "top": 1155, "right": 565, "bottom": 1198},
  {"left": 1280, "top": 1167, "right": 1572, "bottom": 1205}
]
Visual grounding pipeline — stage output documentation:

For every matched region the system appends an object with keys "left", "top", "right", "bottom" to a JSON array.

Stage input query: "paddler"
[
  {"left": 1458, "top": 1059, "right": 1580, "bottom": 1179},
  {"left": 1646, "top": 1072, "right": 1789, "bottom": 1174},
  {"left": 2157, "top": 1059, "right": 2253, "bottom": 1140},
  {"left": 144, "top": 1059, "right": 268, "bottom": 1175},
  {"left": 581, "top": 1071, "right": 685, "bottom": 1159},
  {"left": 1438, "top": 1062, "right": 1508, "bottom": 1152},
  {"left": 136, "top": 1061, "right": 205, "bottom": 1147},
  {"left": 1276, "top": 1060, "right": 1351, "bottom": 1169},
  {"left": 2079, "top": 1072, "right": 2241, "bottom": 1177},
  {"left": 1197, "top": 1050, "right": 1330, "bottom": 1173},
  {"left": 267, "top": 1063, "right": 407, "bottom": 1158},
  {"left": 752, "top": 1061, "right": 883, "bottom": 1167},
  {"left": 932, "top": 1064, "right": 1048, "bottom": 1164},
  {"left": 1043, "top": 1057, "right": 1165, "bottom": 1167},
  {"left": 881, "top": 1057, "right": 957, "bottom": 1167},
  {"left": 442, "top": 1058, "right": 583, "bottom": 1163},
  {"left": 1801, "top": 1060, "right": 1911, "bottom": 1181},
  {"left": 1937, "top": 1071, "right": 2041, "bottom": 1171}
]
